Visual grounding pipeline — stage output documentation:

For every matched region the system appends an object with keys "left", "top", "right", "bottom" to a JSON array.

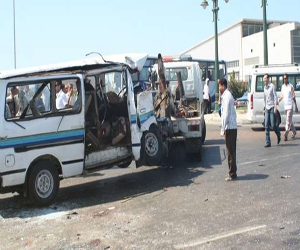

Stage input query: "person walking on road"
[
  {"left": 263, "top": 73, "right": 281, "bottom": 147},
  {"left": 219, "top": 78, "right": 238, "bottom": 181},
  {"left": 278, "top": 73, "right": 298, "bottom": 141},
  {"left": 203, "top": 78, "right": 211, "bottom": 114}
]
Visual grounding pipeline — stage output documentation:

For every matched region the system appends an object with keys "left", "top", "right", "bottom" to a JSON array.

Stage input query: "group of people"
[
  {"left": 6, "top": 80, "right": 77, "bottom": 118},
  {"left": 218, "top": 73, "right": 298, "bottom": 181},
  {"left": 55, "top": 81, "right": 76, "bottom": 109}
]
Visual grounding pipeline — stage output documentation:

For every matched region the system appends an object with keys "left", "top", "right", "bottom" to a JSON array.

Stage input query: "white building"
[{"left": 181, "top": 19, "right": 300, "bottom": 82}]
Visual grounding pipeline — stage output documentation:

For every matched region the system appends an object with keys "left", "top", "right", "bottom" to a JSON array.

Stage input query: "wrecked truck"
[
  {"left": 145, "top": 55, "right": 206, "bottom": 161},
  {"left": 0, "top": 54, "right": 165, "bottom": 206}
]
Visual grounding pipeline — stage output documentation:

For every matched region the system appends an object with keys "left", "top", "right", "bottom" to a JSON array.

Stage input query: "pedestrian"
[
  {"left": 219, "top": 78, "right": 238, "bottom": 181},
  {"left": 263, "top": 73, "right": 281, "bottom": 147},
  {"left": 278, "top": 73, "right": 298, "bottom": 141},
  {"left": 203, "top": 78, "right": 211, "bottom": 114}
]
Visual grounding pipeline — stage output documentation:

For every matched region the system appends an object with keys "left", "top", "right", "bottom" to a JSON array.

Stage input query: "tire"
[
  {"left": 202, "top": 120, "right": 206, "bottom": 144},
  {"left": 27, "top": 161, "right": 59, "bottom": 207},
  {"left": 185, "top": 138, "right": 202, "bottom": 161},
  {"left": 142, "top": 126, "right": 164, "bottom": 166},
  {"left": 118, "top": 159, "right": 132, "bottom": 168}
]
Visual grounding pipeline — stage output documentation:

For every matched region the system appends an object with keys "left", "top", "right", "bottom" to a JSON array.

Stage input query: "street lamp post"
[
  {"left": 262, "top": 0, "right": 268, "bottom": 65},
  {"left": 201, "top": 0, "right": 229, "bottom": 111},
  {"left": 13, "top": 0, "right": 17, "bottom": 69}
]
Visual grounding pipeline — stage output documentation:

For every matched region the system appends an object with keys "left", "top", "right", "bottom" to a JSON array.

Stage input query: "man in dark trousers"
[
  {"left": 263, "top": 73, "right": 281, "bottom": 147},
  {"left": 219, "top": 78, "right": 238, "bottom": 181}
]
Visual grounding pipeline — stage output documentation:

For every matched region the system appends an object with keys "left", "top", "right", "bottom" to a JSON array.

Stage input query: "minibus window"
[
  {"left": 165, "top": 68, "right": 188, "bottom": 81},
  {"left": 256, "top": 76, "right": 264, "bottom": 92},
  {"left": 270, "top": 76, "right": 277, "bottom": 90},
  {"left": 5, "top": 82, "right": 51, "bottom": 119},
  {"left": 288, "top": 76, "right": 295, "bottom": 88},
  {"left": 295, "top": 76, "right": 300, "bottom": 91},
  {"left": 278, "top": 76, "right": 283, "bottom": 91}
]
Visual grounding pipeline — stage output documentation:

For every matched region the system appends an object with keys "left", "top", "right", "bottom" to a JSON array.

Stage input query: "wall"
[
  {"left": 184, "top": 24, "right": 242, "bottom": 64},
  {"left": 242, "top": 22, "right": 296, "bottom": 80}
]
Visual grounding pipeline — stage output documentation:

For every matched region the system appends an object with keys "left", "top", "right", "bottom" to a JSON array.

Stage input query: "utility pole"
[
  {"left": 13, "top": 0, "right": 17, "bottom": 69},
  {"left": 201, "top": 0, "right": 229, "bottom": 111},
  {"left": 262, "top": 0, "right": 268, "bottom": 65},
  {"left": 212, "top": 0, "right": 219, "bottom": 111}
]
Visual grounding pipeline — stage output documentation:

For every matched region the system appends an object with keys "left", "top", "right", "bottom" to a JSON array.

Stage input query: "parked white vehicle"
[
  {"left": 0, "top": 54, "right": 164, "bottom": 206},
  {"left": 247, "top": 64, "right": 300, "bottom": 124}
]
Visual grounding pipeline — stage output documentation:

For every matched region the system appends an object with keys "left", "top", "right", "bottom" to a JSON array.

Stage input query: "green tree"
[{"left": 229, "top": 71, "right": 248, "bottom": 99}]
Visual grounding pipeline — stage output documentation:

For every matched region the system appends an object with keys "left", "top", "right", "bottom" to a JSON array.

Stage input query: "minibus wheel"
[
  {"left": 28, "top": 161, "right": 59, "bottom": 207},
  {"left": 118, "top": 159, "right": 132, "bottom": 168},
  {"left": 142, "top": 126, "right": 164, "bottom": 166}
]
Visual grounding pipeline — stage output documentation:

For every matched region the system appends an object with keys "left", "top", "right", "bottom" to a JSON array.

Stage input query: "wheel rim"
[
  {"left": 35, "top": 170, "right": 54, "bottom": 199},
  {"left": 145, "top": 132, "right": 159, "bottom": 157}
]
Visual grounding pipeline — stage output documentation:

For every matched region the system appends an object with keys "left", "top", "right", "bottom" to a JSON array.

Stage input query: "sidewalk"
[{"left": 204, "top": 110, "right": 251, "bottom": 126}]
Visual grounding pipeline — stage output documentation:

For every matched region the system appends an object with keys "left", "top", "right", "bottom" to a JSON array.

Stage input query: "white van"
[
  {"left": 247, "top": 64, "right": 300, "bottom": 124},
  {"left": 0, "top": 55, "right": 163, "bottom": 206}
]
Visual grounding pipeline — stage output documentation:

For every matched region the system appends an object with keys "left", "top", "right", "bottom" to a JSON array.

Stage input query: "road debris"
[
  {"left": 107, "top": 207, "right": 115, "bottom": 211},
  {"left": 204, "top": 198, "right": 208, "bottom": 202},
  {"left": 153, "top": 188, "right": 168, "bottom": 198},
  {"left": 121, "top": 197, "right": 133, "bottom": 203},
  {"left": 281, "top": 175, "right": 291, "bottom": 179}
]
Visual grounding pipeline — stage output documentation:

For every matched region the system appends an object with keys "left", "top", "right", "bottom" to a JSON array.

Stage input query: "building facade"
[{"left": 181, "top": 19, "right": 300, "bottom": 82}]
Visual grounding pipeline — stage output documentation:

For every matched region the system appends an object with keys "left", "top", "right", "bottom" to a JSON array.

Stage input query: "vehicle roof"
[
  {"left": 163, "top": 61, "right": 199, "bottom": 68},
  {"left": 251, "top": 64, "right": 300, "bottom": 75},
  {"left": 0, "top": 53, "right": 148, "bottom": 80}
]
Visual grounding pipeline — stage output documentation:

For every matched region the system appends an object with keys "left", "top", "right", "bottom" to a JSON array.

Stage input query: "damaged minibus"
[{"left": 0, "top": 54, "right": 163, "bottom": 206}]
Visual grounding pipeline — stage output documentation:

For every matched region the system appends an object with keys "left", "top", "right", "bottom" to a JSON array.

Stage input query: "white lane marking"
[
  {"left": 174, "top": 225, "right": 267, "bottom": 249},
  {"left": 239, "top": 153, "right": 300, "bottom": 166}
]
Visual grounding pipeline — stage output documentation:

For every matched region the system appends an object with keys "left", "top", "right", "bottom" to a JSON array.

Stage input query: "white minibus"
[
  {"left": 247, "top": 64, "right": 300, "bottom": 124},
  {"left": 0, "top": 55, "right": 163, "bottom": 206}
]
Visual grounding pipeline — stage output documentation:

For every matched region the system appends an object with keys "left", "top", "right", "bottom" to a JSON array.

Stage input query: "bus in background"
[{"left": 132, "top": 55, "right": 227, "bottom": 111}]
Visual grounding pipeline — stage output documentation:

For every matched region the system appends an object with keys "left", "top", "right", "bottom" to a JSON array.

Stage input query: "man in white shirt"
[
  {"left": 66, "top": 84, "right": 77, "bottom": 107},
  {"left": 55, "top": 81, "right": 69, "bottom": 109},
  {"left": 263, "top": 73, "right": 281, "bottom": 147},
  {"left": 203, "top": 78, "right": 211, "bottom": 114},
  {"left": 219, "top": 78, "right": 238, "bottom": 181},
  {"left": 279, "top": 73, "right": 298, "bottom": 141}
]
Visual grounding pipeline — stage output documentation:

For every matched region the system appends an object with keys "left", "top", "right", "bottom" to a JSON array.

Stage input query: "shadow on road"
[
  {"left": 0, "top": 140, "right": 224, "bottom": 219},
  {"left": 237, "top": 174, "right": 269, "bottom": 181},
  {"left": 252, "top": 126, "right": 300, "bottom": 132}
]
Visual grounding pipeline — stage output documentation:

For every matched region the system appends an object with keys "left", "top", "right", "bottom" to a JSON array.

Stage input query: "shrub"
[{"left": 228, "top": 71, "right": 248, "bottom": 99}]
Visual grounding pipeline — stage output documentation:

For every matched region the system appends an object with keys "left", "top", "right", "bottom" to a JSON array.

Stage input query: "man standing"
[
  {"left": 263, "top": 74, "right": 281, "bottom": 147},
  {"left": 203, "top": 78, "right": 211, "bottom": 114},
  {"left": 279, "top": 73, "right": 298, "bottom": 141},
  {"left": 219, "top": 78, "right": 238, "bottom": 181}
]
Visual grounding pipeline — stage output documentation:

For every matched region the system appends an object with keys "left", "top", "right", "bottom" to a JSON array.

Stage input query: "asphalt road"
[{"left": 0, "top": 124, "right": 300, "bottom": 250}]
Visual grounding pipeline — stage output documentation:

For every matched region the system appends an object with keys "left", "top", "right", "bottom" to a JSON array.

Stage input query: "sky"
[{"left": 0, "top": 0, "right": 299, "bottom": 71}]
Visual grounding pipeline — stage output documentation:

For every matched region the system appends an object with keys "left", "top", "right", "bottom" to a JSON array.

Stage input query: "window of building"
[
  {"left": 242, "top": 24, "right": 263, "bottom": 37},
  {"left": 292, "top": 29, "right": 300, "bottom": 63},
  {"left": 227, "top": 60, "right": 239, "bottom": 68}
]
